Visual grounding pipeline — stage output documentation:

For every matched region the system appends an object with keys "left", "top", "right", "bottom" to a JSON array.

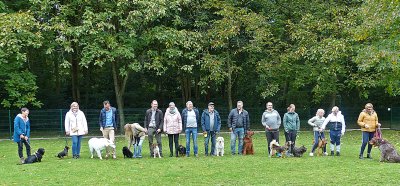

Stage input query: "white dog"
[
  {"left": 88, "top": 138, "right": 116, "bottom": 160},
  {"left": 152, "top": 143, "right": 161, "bottom": 158},
  {"left": 215, "top": 136, "right": 224, "bottom": 156}
]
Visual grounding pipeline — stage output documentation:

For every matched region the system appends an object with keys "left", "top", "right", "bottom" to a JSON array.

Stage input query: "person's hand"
[
  {"left": 24, "top": 136, "right": 29, "bottom": 140},
  {"left": 318, "top": 128, "right": 323, "bottom": 132},
  {"left": 20, "top": 134, "right": 24, "bottom": 139},
  {"left": 156, "top": 129, "right": 161, "bottom": 134},
  {"left": 341, "top": 131, "right": 345, "bottom": 136},
  {"left": 365, "top": 124, "right": 369, "bottom": 129},
  {"left": 266, "top": 126, "right": 270, "bottom": 130},
  {"left": 100, "top": 127, "right": 103, "bottom": 132},
  {"left": 84, "top": 130, "right": 88, "bottom": 135},
  {"left": 229, "top": 128, "right": 232, "bottom": 132},
  {"left": 377, "top": 123, "right": 381, "bottom": 127},
  {"left": 66, "top": 132, "right": 70, "bottom": 136},
  {"left": 203, "top": 131, "right": 207, "bottom": 135}
]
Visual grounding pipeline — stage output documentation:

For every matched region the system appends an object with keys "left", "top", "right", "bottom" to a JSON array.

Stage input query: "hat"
[{"left": 208, "top": 102, "right": 214, "bottom": 106}]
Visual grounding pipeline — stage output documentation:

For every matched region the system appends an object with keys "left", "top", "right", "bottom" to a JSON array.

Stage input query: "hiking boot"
[
  {"left": 330, "top": 151, "right": 334, "bottom": 156},
  {"left": 366, "top": 153, "right": 372, "bottom": 159},
  {"left": 336, "top": 151, "right": 340, "bottom": 156},
  {"left": 359, "top": 154, "right": 364, "bottom": 159},
  {"left": 20, "top": 157, "right": 25, "bottom": 164}
]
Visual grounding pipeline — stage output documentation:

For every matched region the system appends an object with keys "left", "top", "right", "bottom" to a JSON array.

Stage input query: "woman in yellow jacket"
[{"left": 357, "top": 103, "right": 381, "bottom": 159}]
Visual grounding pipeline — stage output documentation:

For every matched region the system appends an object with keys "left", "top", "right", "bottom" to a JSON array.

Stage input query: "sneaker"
[
  {"left": 195, "top": 154, "right": 199, "bottom": 157},
  {"left": 323, "top": 152, "right": 328, "bottom": 156},
  {"left": 113, "top": 154, "right": 117, "bottom": 159},
  {"left": 277, "top": 153, "right": 282, "bottom": 157},
  {"left": 309, "top": 152, "right": 314, "bottom": 157},
  {"left": 336, "top": 151, "right": 340, "bottom": 156},
  {"left": 169, "top": 153, "right": 173, "bottom": 157},
  {"left": 359, "top": 154, "right": 364, "bottom": 159},
  {"left": 20, "top": 157, "right": 25, "bottom": 164},
  {"left": 366, "top": 154, "right": 372, "bottom": 159},
  {"left": 330, "top": 151, "right": 334, "bottom": 156}
]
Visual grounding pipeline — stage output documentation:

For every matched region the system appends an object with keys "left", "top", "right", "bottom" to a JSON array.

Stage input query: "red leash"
[{"left": 374, "top": 126, "right": 382, "bottom": 139}]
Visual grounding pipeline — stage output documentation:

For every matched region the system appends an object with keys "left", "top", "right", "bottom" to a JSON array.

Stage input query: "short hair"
[
  {"left": 186, "top": 101, "right": 193, "bottom": 106},
  {"left": 332, "top": 106, "right": 339, "bottom": 112},
  {"left": 151, "top": 100, "right": 158, "bottom": 104},
  {"left": 21, "top": 107, "right": 29, "bottom": 112},
  {"left": 70, "top": 102, "right": 79, "bottom": 108},
  {"left": 169, "top": 102, "right": 175, "bottom": 107},
  {"left": 266, "top": 102, "right": 273, "bottom": 108},
  {"left": 103, "top": 100, "right": 110, "bottom": 105},
  {"left": 316, "top": 109, "right": 325, "bottom": 116},
  {"left": 365, "top": 103, "right": 373, "bottom": 109},
  {"left": 237, "top": 101, "right": 243, "bottom": 104}
]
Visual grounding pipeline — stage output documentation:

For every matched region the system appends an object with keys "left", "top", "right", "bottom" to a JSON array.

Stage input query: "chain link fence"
[{"left": 1, "top": 107, "right": 398, "bottom": 139}]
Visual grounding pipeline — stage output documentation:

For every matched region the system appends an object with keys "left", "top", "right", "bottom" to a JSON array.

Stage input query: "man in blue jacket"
[
  {"left": 99, "top": 100, "right": 118, "bottom": 159},
  {"left": 182, "top": 101, "right": 200, "bottom": 157},
  {"left": 201, "top": 102, "right": 221, "bottom": 156},
  {"left": 228, "top": 101, "right": 250, "bottom": 155},
  {"left": 13, "top": 107, "right": 31, "bottom": 164}
]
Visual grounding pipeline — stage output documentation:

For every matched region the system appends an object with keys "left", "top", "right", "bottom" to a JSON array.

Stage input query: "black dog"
[
  {"left": 122, "top": 146, "right": 133, "bottom": 158},
  {"left": 293, "top": 145, "right": 307, "bottom": 157},
  {"left": 56, "top": 146, "right": 69, "bottom": 159},
  {"left": 178, "top": 145, "right": 186, "bottom": 157},
  {"left": 24, "top": 148, "right": 45, "bottom": 164}
]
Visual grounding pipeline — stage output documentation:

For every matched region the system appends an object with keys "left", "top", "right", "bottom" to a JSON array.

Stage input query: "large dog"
[
  {"left": 369, "top": 137, "right": 400, "bottom": 163},
  {"left": 24, "top": 148, "right": 45, "bottom": 164},
  {"left": 56, "top": 146, "right": 69, "bottom": 159},
  {"left": 216, "top": 136, "right": 224, "bottom": 156},
  {"left": 88, "top": 138, "right": 116, "bottom": 160},
  {"left": 269, "top": 140, "right": 287, "bottom": 158},
  {"left": 243, "top": 131, "right": 255, "bottom": 155}
]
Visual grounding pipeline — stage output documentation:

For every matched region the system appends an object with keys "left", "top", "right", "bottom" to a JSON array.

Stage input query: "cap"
[{"left": 208, "top": 102, "right": 214, "bottom": 106}]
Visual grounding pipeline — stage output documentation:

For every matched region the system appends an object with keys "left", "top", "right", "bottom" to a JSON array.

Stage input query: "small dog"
[
  {"left": 152, "top": 143, "right": 161, "bottom": 158},
  {"left": 293, "top": 145, "right": 307, "bottom": 157},
  {"left": 216, "top": 136, "right": 225, "bottom": 156},
  {"left": 88, "top": 138, "right": 116, "bottom": 160},
  {"left": 369, "top": 137, "right": 400, "bottom": 163},
  {"left": 243, "top": 131, "right": 255, "bottom": 155},
  {"left": 56, "top": 146, "right": 69, "bottom": 159},
  {"left": 178, "top": 145, "right": 186, "bottom": 157},
  {"left": 122, "top": 146, "right": 133, "bottom": 158},
  {"left": 24, "top": 148, "right": 45, "bottom": 164},
  {"left": 269, "top": 140, "right": 287, "bottom": 158},
  {"left": 314, "top": 138, "right": 327, "bottom": 156}
]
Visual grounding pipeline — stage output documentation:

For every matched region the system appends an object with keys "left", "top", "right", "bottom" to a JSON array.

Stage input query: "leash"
[
  {"left": 64, "top": 134, "right": 69, "bottom": 147},
  {"left": 375, "top": 126, "right": 382, "bottom": 139}
]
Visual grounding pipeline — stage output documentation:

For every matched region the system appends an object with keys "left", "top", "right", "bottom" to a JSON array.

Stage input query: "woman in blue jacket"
[{"left": 13, "top": 108, "right": 31, "bottom": 163}]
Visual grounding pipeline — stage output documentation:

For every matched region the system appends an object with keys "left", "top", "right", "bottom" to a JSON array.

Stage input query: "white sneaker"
[
  {"left": 323, "top": 152, "right": 328, "bottom": 156},
  {"left": 112, "top": 154, "right": 116, "bottom": 159},
  {"left": 309, "top": 152, "right": 314, "bottom": 157}
]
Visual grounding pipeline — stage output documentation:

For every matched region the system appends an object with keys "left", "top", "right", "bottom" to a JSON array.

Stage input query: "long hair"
[{"left": 124, "top": 124, "right": 133, "bottom": 141}]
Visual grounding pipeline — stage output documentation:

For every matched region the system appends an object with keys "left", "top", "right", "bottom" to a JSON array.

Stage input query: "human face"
[
  {"left": 187, "top": 102, "right": 193, "bottom": 110},
  {"left": 237, "top": 102, "right": 243, "bottom": 110},
  {"left": 22, "top": 110, "right": 29, "bottom": 117},
  {"left": 290, "top": 106, "right": 295, "bottom": 112},
  {"left": 366, "top": 107, "right": 373, "bottom": 114},
  {"left": 104, "top": 103, "right": 110, "bottom": 110},
  {"left": 317, "top": 111, "right": 324, "bottom": 117},
  {"left": 151, "top": 101, "right": 158, "bottom": 110},
  {"left": 71, "top": 104, "right": 79, "bottom": 112},
  {"left": 169, "top": 103, "right": 175, "bottom": 110},
  {"left": 208, "top": 105, "right": 214, "bottom": 112},
  {"left": 266, "top": 103, "right": 273, "bottom": 111}
]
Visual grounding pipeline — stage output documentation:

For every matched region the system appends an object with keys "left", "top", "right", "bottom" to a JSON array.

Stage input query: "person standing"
[
  {"left": 283, "top": 104, "right": 300, "bottom": 156},
  {"left": 357, "top": 103, "right": 381, "bottom": 159},
  {"left": 182, "top": 101, "right": 200, "bottom": 157},
  {"left": 228, "top": 101, "right": 250, "bottom": 155},
  {"left": 201, "top": 102, "right": 221, "bottom": 156},
  {"left": 99, "top": 100, "right": 118, "bottom": 159},
  {"left": 261, "top": 102, "right": 281, "bottom": 156},
  {"left": 163, "top": 102, "right": 182, "bottom": 157},
  {"left": 65, "top": 102, "right": 88, "bottom": 159},
  {"left": 308, "top": 109, "right": 328, "bottom": 156},
  {"left": 13, "top": 108, "right": 31, "bottom": 164},
  {"left": 144, "top": 100, "right": 164, "bottom": 157},
  {"left": 321, "top": 106, "right": 346, "bottom": 156}
]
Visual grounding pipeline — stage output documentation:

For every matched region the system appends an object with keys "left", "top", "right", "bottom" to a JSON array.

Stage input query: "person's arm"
[
  {"left": 64, "top": 113, "right": 70, "bottom": 135},
  {"left": 177, "top": 112, "right": 182, "bottom": 133},
  {"left": 341, "top": 115, "right": 346, "bottom": 135},
  {"left": 216, "top": 112, "right": 221, "bottom": 133},
  {"left": 296, "top": 113, "right": 300, "bottom": 131},
  {"left": 277, "top": 111, "right": 282, "bottom": 128},
  {"left": 99, "top": 110, "right": 103, "bottom": 129},
  {"left": 158, "top": 110, "right": 164, "bottom": 132},
  {"left": 375, "top": 113, "right": 380, "bottom": 127},
  {"left": 227, "top": 110, "right": 233, "bottom": 132},
  {"left": 283, "top": 113, "right": 288, "bottom": 132},
  {"left": 114, "top": 108, "right": 119, "bottom": 130},
  {"left": 82, "top": 112, "right": 88, "bottom": 134},
  {"left": 357, "top": 112, "right": 365, "bottom": 127},
  {"left": 201, "top": 112, "right": 206, "bottom": 132},
  {"left": 14, "top": 117, "right": 23, "bottom": 138},
  {"left": 261, "top": 112, "right": 267, "bottom": 127},
  {"left": 144, "top": 110, "right": 148, "bottom": 129},
  {"left": 308, "top": 116, "right": 317, "bottom": 127},
  {"left": 246, "top": 111, "right": 250, "bottom": 130},
  {"left": 26, "top": 121, "right": 31, "bottom": 138},
  {"left": 321, "top": 115, "right": 330, "bottom": 130}
]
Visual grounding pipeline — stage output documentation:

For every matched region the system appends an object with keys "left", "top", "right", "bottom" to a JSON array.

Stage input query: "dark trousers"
[
  {"left": 17, "top": 139, "right": 31, "bottom": 158},
  {"left": 168, "top": 134, "right": 179, "bottom": 156},
  {"left": 266, "top": 130, "right": 280, "bottom": 154},
  {"left": 285, "top": 130, "right": 297, "bottom": 153},
  {"left": 148, "top": 127, "right": 162, "bottom": 156},
  {"left": 360, "top": 131, "right": 374, "bottom": 155}
]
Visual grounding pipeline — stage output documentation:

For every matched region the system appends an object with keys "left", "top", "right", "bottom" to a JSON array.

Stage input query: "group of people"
[{"left": 13, "top": 100, "right": 381, "bottom": 162}]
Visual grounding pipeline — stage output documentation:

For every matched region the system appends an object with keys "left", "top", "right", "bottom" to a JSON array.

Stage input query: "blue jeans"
[
  {"left": 360, "top": 131, "right": 374, "bottom": 155},
  {"left": 311, "top": 131, "right": 326, "bottom": 153},
  {"left": 204, "top": 131, "right": 216, "bottom": 155},
  {"left": 72, "top": 135, "right": 83, "bottom": 155},
  {"left": 185, "top": 128, "right": 198, "bottom": 155},
  {"left": 329, "top": 130, "right": 341, "bottom": 145},
  {"left": 230, "top": 128, "right": 244, "bottom": 155}
]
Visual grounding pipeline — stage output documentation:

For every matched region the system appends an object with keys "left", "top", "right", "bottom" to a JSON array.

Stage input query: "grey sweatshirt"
[
  {"left": 308, "top": 116, "right": 325, "bottom": 131},
  {"left": 261, "top": 109, "right": 281, "bottom": 130}
]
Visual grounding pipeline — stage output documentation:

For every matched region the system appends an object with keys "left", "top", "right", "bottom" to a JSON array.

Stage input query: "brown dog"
[
  {"left": 270, "top": 140, "right": 287, "bottom": 158},
  {"left": 314, "top": 138, "right": 327, "bottom": 156},
  {"left": 243, "top": 131, "right": 255, "bottom": 155},
  {"left": 369, "top": 137, "right": 400, "bottom": 163}
]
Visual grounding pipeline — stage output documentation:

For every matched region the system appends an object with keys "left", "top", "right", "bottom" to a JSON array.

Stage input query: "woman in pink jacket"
[{"left": 163, "top": 102, "right": 182, "bottom": 157}]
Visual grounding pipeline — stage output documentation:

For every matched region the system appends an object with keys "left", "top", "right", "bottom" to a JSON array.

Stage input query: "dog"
[
  {"left": 369, "top": 137, "right": 400, "bottom": 163},
  {"left": 56, "top": 146, "right": 69, "bottom": 159},
  {"left": 178, "top": 145, "right": 186, "bottom": 157},
  {"left": 24, "top": 148, "right": 45, "bottom": 164},
  {"left": 269, "top": 140, "right": 287, "bottom": 158},
  {"left": 243, "top": 131, "right": 255, "bottom": 155},
  {"left": 216, "top": 136, "right": 225, "bottom": 156},
  {"left": 88, "top": 138, "right": 116, "bottom": 160},
  {"left": 293, "top": 145, "right": 307, "bottom": 157},
  {"left": 122, "top": 146, "right": 133, "bottom": 158},
  {"left": 152, "top": 143, "right": 161, "bottom": 158},
  {"left": 314, "top": 138, "right": 327, "bottom": 156}
]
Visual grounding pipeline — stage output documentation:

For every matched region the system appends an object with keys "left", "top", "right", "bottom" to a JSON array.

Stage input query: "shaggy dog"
[
  {"left": 56, "top": 146, "right": 69, "bottom": 159},
  {"left": 293, "top": 145, "right": 307, "bottom": 157},
  {"left": 315, "top": 138, "right": 327, "bottom": 156},
  {"left": 88, "top": 138, "right": 116, "bottom": 160},
  {"left": 122, "top": 146, "right": 133, "bottom": 158},
  {"left": 243, "top": 131, "right": 255, "bottom": 155},
  {"left": 178, "top": 145, "right": 186, "bottom": 157},
  {"left": 369, "top": 137, "right": 400, "bottom": 163},
  {"left": 152, "top": 143, "right": 161, "bottom": 158},
  {"left": 216, "top": 136, "right": 225, "bottom": 156},
  {"left": 24, "top": 148, "right": 45, "bottom": 164},
  {"left": 269, "top": 140, "right": 287, "bottom": 158}
]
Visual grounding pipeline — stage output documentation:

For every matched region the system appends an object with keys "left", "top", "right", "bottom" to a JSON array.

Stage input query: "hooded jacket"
[
  {"left": 357, "top": 110, "right": 379, "bottom": 132},
  {"left": 13, "top": 114, "right": 30, "bottom": 142},
  {"left": 163, "top": 108, "right": 182, "bottom": 134},
  {"left": 321, "top": 111, "right": 346, "bottom": 134},
  {"left": 65, "top": 109, "right": 88, "bottom": 136}
]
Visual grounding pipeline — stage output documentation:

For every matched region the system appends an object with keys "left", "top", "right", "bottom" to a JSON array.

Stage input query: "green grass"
[{"left": 1, "top": 130, "right": 400, "bottom": 185}]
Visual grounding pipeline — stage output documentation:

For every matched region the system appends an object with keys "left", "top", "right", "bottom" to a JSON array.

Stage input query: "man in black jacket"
[{"left": 144, "top": 100, "right": 164, "bottom": 157}]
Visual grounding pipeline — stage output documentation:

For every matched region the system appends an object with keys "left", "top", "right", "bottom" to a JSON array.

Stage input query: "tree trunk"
[
  {"left": 71, "top": 50, "right": 80, "bottom": 102},
  {"left": 330, "top": 93, "right": 336, "bottom": 108},
  {"left": 111, "top": 61, "right": 129, "bottom": 133}
]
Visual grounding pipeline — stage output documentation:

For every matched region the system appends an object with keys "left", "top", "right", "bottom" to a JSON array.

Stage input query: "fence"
[{"left": 1, "top": 107, "right": 399, "bottom": 139}]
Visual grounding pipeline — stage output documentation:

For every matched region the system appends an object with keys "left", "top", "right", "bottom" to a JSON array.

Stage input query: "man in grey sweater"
[{"left": 261, "top": 102, "right": 281, "bottom": 156}]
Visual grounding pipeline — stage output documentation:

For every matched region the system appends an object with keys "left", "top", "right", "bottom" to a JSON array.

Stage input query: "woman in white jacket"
[
  {"left": 65, "top": 102, "right": 88, "bottom": 159},
  {"left": 321, "top": 106, "right": 345, "bottom": 156}
]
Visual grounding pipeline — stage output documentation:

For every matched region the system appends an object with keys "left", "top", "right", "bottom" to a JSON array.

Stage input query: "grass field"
[{"left": 1, "top": 130, "right": 400, "bottom": 185}]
